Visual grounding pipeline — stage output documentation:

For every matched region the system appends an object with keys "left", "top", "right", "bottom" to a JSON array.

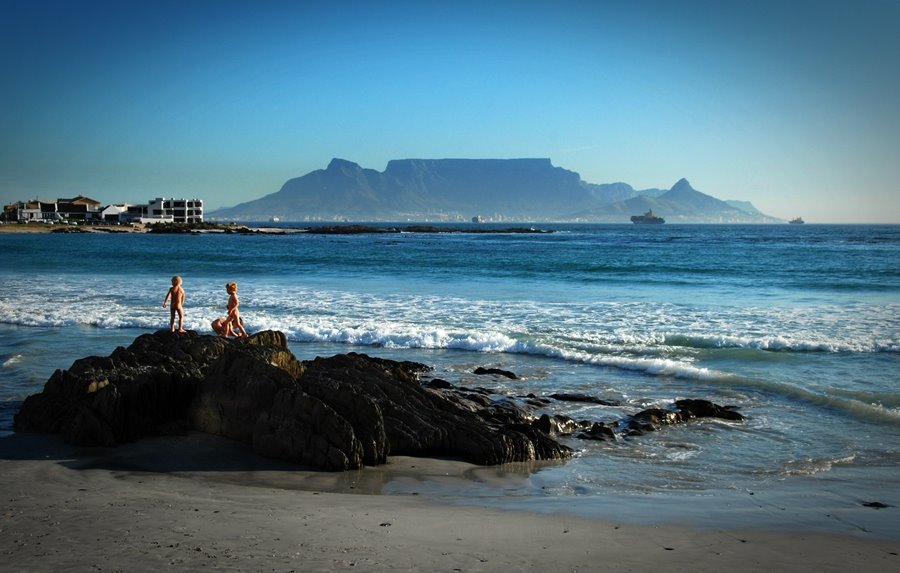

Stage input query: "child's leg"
[
  {"left": 236, "top": 316, "right": 248, "bottom": 336},
  {"left": 224, "top": 315, "right": 237, "bottom": 337}
]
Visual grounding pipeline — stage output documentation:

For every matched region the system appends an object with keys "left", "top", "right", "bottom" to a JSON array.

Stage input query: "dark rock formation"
[
  {"left": 530, "top": 399, "right": 744, "bottom": 442},
  {"left": 424, "top": 378, "right": 454, "bottom": 389},
  {"left": 14, "top": 330, "right": 232, "bottom": 446},
  {"left": 14, "top": 330, "right": 746, "bottom": 471},
  {"left": 473, "top": 367, "right": 519, "bottom": 379},
  {"left": 861, "top": 501, "right": 891, "bottom": 509},
  {"left": 675, "top": 398, "right": 744, "bottom": 421},
  {"left": 624, "top": 399, "right": 745, "bottom": 436},
  {"left": 577, "top": 422, "right": 617, "bottom": 441},
  {"left": 14, "top": 330, "right": 571, "bottom": 470},
  {"left": 533, "top": 414, "right": 591, "bottom": 437},
  {"left": 548, "top": 392, "right": 621, "bottom": 406}
]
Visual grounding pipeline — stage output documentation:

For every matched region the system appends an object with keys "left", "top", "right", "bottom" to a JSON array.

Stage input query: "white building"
[
  {"left": 5, "top": 196, "right": 204, "bottom": 224},
  {"left": 139, "top": 197, "right": 204, "bottom": 224},
  {"left": 101, "top": 204, "right": 132, "bottom": 223},
  {"left": 3, "top": 200, "right": 64, "bottom": 222}
]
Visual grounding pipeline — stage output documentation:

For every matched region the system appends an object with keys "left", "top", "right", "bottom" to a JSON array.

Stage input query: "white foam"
[
  {"left": 1, "top": 276, "right": 897, "bottom": 367},
  {"left": 776, "top": 455, "right": 857, "bottom": 477}
]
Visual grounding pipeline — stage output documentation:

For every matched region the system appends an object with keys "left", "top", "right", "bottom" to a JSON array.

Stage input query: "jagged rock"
[
  {"left": 188, "top": 332, "right": 303, "bottom": 442},
  {"left": 424, "top": 378, "right": 454, "bottom": 389},
  {"left": 253, "top": 383, "right": 366, "bottom": 471},
  {"left": 675, "top": 398, "right": 744, "bottom": 421},
  {"left": 862, "top": 501, "right": 891, "bottom": 509},
  {"left": 523, "top": 393, "right": 553, "bottom": 408},
  {"left": 14, "top": 330, "right": 572, "bottom": 470},
  {"left": 295, "top": 353, "right": 569, "bottom": 467},
  {"left": 14, "top": 330, "right": 744, "bottom": 470},
  {"left": 482, "top": 397, "right": 539, "bottom": 426},
  {"left": 624, "top": 399, "right": 745, "bottom": 436},
  {"left": 548, "top": 392, "right": 621, "bottom": 406},
  {"left": 14, "top": 330, "right": 227, "bottom": 446},
  {"left": 532, "top": 414, "right": 589, "bottom": 437},
  {"left": 626, "top": 407, "right": 685, "bottom": 435},
  {"left": 577, "top": 422, "right": 617, "bottom": 441},
  {"left": 473, "top": 367, "right": 518, "bottom": 379}
]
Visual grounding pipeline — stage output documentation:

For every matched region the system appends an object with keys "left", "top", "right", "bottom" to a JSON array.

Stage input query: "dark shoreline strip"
[{"left": 305, "top": 224, "right": 553, "bottom": 235}]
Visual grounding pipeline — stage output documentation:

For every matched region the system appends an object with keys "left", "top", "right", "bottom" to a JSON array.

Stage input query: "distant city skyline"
[{"left": 2, "top": 0, "right": 899, "bottom": 223}]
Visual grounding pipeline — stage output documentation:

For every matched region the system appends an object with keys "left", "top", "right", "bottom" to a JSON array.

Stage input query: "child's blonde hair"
[
  {"left": 172, "top": 275, "right": 182, "bottom": 285},
  {"left": 226, "top": 281, "right": 237, "bottom": 291}
]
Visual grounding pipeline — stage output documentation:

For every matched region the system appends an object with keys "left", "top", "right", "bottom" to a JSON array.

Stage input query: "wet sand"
[{"left": 1, "top": 431, "right": 897, "bottom": 572}]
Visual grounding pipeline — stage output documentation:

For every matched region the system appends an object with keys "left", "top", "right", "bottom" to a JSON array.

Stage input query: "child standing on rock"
[
  {"left": 162, "top": 275, "right": 186, "bottom": 333},
  {"left": 223, "top": 281, "right": 249, "bottom": 338}
]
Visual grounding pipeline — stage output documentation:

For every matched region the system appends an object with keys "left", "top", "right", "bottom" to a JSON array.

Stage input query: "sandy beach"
[
  {"left": 1, "top": 431, "right": 896, "bottom": 573},
  {"left": 0, "top": 223, "right": 63, "bottom": 233},
  {"left": 0, "top": 222, "right": 302, "bottom": 235},
  {"left": 0, "top": 223, "right": 143, "bottom": 233}
]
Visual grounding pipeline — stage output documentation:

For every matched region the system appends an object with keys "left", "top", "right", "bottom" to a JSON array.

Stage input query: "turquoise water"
[{"left": 1, "top": 224, "right": 898, "bottom": 530}]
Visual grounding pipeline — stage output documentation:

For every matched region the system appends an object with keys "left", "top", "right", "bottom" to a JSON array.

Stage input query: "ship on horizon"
[
  {"left": 631, "top": 209, "right": 665, "bottom": 224},
  {"left": 789, "top": 216, "right": 804, "bottom": 224}
]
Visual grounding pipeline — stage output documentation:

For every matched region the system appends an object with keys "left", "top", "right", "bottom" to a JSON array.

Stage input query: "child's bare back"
[{"left": 163, "top": 275, "right": 186, "bottom": 333}]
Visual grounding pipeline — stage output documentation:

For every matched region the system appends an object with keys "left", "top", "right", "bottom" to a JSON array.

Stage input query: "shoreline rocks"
[
  {"left": 14, "top": 331, "right": 572, "bottom": 470},
  {"left": 14, "top": 330, "right": 744, "bottom": 471}
]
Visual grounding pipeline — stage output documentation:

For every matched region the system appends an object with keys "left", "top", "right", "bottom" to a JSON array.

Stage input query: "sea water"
[{"left": 1, "top": 224, "right": 898, "bottom": 532}]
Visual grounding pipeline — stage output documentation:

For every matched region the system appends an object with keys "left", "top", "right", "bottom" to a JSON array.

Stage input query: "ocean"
[{"left": 1, "top": 223, "right": 898, "bottom": 533}]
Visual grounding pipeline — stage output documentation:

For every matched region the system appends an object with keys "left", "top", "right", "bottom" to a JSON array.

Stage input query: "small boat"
[
  {"left": 631, "top": 209, "right": 665, "bottom": 224},
  {"left": 789, "top": 217, "right": 804, "bottom": 224}
]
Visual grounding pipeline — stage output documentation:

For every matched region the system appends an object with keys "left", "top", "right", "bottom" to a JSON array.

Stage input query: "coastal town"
[{"left": 2, "top": 195, "right": 204, "bottom": 225}]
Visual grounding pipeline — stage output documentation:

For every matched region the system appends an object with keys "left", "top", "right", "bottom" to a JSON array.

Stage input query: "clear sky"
[{"left": 2, "top": 0, "right": 899, "bottom": 222}]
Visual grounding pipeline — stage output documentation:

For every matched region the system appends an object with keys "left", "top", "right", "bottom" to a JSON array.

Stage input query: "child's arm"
[{"left": 162, "top": 288, "right": 172, "bottom": 307}]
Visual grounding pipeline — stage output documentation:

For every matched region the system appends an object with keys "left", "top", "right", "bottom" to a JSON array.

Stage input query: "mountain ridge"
[{"left": 210, "top": 158, "right": 781, "bottom": 223}]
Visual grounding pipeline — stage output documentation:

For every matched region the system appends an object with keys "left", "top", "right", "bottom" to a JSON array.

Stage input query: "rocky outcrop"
[
  {"left": 473, "top": 367, "right": 519, "bottom": 379},
  {"left": 528, "top": 397, "right": 745, "bottom": 441},
  {"left": 13, "top": 330, "right": 233, "bottom": 446},
  {"left": 13, "top": 330, "right": 571, "bottom": 470},
  {"left": 548, "top": 392, "right": 621, "bottom": 406},
  {"left": 623, "top": 399, "right": 744, "bottom": 436},
  {"left": 14, "top": 330, "right": 745, "bottom": 470}
]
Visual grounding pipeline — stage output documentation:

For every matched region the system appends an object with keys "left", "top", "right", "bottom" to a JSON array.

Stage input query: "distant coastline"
[
  {"left": 0, "top": 222, "right": 553, "bottom": 235},
  {"left": 3, "top": 221, "right": 897, "bottom": 235}
]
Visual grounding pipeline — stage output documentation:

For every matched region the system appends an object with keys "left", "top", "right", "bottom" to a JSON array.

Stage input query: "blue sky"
[{"left": 2, "top": 0, "right": 898, "bottom": 222}]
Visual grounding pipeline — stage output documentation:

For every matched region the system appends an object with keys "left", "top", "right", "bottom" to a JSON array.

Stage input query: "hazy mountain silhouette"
[{"left": 210, "top": 158, "right": 780, "bottom": 223}]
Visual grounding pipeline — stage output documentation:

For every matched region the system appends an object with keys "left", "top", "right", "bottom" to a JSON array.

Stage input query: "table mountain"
[{"left": 210, "top": 158, "right": 780, "bottom": 223}]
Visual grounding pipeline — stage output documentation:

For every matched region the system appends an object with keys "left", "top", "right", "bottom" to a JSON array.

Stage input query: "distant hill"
[
  {"left": 568, "top": 178, "right": 782, "bottom": 223},
  {"left": 726, "top": 200, "right": 770, "bottom": 217},
  {"left": 210, "top": 158, "right": 780, "bottom": 223}
]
